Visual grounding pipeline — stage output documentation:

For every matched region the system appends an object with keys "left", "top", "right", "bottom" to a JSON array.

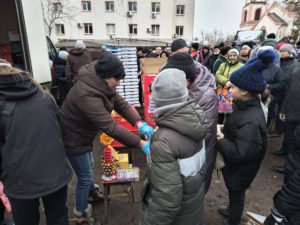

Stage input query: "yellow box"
[{"left": 118, "top": 153, "right": 129, "bottom": 169}]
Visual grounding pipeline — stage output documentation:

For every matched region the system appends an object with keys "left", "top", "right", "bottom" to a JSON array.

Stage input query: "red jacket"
[{"left": 191, "top": 50, "right": 204, "bottom": 65}]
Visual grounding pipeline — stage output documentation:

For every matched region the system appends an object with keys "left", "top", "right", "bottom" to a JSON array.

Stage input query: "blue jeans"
[{"left": 67, "top": 152, "right": 95, "bottom": 212}]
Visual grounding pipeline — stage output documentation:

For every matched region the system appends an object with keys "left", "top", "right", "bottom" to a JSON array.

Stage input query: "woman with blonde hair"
[{"left": 0, "top": 59, "right": 72, "bottom": 225}]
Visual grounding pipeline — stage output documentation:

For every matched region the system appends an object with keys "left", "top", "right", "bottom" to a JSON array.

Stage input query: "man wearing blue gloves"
[{"left": 61, "top": 51, "right": 152, "bottom": 224}]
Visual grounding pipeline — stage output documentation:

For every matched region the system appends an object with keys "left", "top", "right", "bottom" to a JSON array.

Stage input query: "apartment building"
[{"left": 46, "top": 0, "right": 195, "bottom": 45}]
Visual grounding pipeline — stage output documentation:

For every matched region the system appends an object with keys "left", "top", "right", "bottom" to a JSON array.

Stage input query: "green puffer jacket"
[
  {"left": 140, "top": 101, "right": 208, "bottom": 225},
  {"left": 215, "top": 61, "right": 244, "bottom": 86}
]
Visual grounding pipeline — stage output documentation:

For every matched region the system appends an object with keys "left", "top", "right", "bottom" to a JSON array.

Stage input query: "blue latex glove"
[
  {"left": 140, "top": 140, "right": 150, "bottom": 156},
  {"left": 138, "top": 122, "right": 154, "bottom": 138}
]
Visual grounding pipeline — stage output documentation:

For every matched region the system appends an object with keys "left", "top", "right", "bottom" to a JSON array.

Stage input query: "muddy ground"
[
  {"left": 39, "top": 135, "right": 285, "bottom": 225},
  {"left": 70, "top": 135, "right": 284, "bottom": 225}
]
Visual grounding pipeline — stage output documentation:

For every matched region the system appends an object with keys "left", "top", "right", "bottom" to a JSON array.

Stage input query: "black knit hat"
[
  {"left": 95, "top": 51, "right": 125, "bottom": 79},
  {"left": 171, "top": 38, "right": 187, "bottom": 52},
  {"left": 142, "top": 47, "right": 151, "bottom": 54},
  {"left": 162, "top": 52, "right": 196, "bottom": 80},
  {"left": 241, "top": 41, "right": 254, "bottom": 49},
  {"left": 267, "top": 33, "right": 276, "bottom": 39},
  {"left": 191, "top": 42, "right": 199, "bottom": 50},
  {"left": 218, "top": 42, "right": 225, "bottom": 48},
  {"left": 220, "top": 46, "right": 231, "bottom": 56}
]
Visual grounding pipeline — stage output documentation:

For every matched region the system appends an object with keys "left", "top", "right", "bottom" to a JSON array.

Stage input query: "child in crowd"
[
  {"left": 216, "top": 49, "right": 276, "bottom": 225},
  {"left": 140, "top": 69, "right": 208, "bottom": 225}
]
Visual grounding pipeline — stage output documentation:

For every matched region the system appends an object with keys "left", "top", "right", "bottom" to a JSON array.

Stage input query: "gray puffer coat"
[{"left": 140, "top": 101, "right": 207, "bottom": 225}]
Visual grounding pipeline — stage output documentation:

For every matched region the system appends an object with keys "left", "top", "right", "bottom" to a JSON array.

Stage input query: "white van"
[{"left": 0, "top": 0, "right": 56, "bottom": 86}]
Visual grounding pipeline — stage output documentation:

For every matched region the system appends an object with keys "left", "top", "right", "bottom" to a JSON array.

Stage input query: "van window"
[{"left": 47, "top": 37, "right": 57, "bottom": 61}]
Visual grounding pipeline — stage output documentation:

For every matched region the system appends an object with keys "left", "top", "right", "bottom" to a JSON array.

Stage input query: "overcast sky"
[{"left": 194, "top": 0, "right": 245, "bottom": 39}]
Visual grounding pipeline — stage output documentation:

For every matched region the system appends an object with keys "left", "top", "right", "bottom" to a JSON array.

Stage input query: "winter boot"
[
  {"left": 88, "top": 184, "right": 103, "bottom": 204},
  {"left": 74, "top": 204, "right": 101, "bottom": 225},
  {"left": 218, "top": 205, "right": 230, "bottom": 217}
]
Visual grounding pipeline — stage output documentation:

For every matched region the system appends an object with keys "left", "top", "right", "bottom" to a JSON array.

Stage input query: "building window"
[
  {"left": 128, "top": 2, "right": 137, "bottom": 12},
  {"left": 55, "top": 24, "right": 65, "bottom": 35},
  {"left": 82, "top": 1, "right": 91, "bottom": 11},
  {"left": 106, "top": 24, "right": 116, "bottom": 35},
  {"left": 176, "top": 5, "right": 185, "bottom": 15},
  {"left": 84, "top": 23, "right": 93, "bottom": 34},
  {"left": 151, "top": 24, "right": 160, "bottom": 35},
  {"left": 152, "top": 2, "right": 160, "bottom": 13},
  {"left": 105, "top": 1, "right": 114, "bottom": 12},
  {"left": 244, "top": 10, "right": 247, "bottom": 22},
  {"left": 255, "top": 8, "right": 261, "bottom": 21},
  {"left": 175, "top": 26, "right": 184, "bottom": 36},
  {"left": 53, "top": 2, "right": 62, "bottom": 12},
  {"left": 129, "top": 24, "right": 137, "bottom": 35}
]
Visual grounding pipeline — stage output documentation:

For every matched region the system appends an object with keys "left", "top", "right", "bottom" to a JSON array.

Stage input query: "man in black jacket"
[
  {"left": 264, "top": 62, "right": 300, "bottom": 225},
  {"left": 272, "top": 44, "right": 298, "bottom": 173}
]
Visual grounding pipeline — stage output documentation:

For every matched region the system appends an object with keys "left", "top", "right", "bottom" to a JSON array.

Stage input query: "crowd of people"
[{"left": 0, "top": 34, "right": 300, "bottom": 225}]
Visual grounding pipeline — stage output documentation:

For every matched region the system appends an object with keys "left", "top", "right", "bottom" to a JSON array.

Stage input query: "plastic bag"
[{"left": 217, "top": 86, "right": 233, "bottom": 113}]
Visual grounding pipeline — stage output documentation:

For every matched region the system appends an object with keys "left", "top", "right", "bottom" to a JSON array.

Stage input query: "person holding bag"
[{"left": 215, "top": 48, "right": 243, "bottom": 123}]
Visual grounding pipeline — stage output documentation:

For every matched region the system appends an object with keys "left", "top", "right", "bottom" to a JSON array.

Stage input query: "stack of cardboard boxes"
[
  {"left": 140, "top": 58, "right": 167, "bottom": 127},
  {"left": 106, "top": 47, "right": 140, "bottom": 107}
]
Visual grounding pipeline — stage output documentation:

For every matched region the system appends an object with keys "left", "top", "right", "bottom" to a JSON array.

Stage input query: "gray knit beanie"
[
  {"left": 151, "top": 69, "right": 188, "bottom": 116},
  {"left": 279, "top": 43, "right": 296, "bottom": 56},
  {"left": 75, "top": 40, "right": 86, "bottom": 49}
]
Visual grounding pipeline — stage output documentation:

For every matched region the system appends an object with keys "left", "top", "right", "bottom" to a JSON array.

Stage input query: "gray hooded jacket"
[{"left": 140, "top": 101, "right": 207, "bottom": 225}]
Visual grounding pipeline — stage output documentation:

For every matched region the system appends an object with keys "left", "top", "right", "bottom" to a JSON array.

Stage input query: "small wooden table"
[{"left": 102, "top": 179, "right": 134, "bottom": 224}]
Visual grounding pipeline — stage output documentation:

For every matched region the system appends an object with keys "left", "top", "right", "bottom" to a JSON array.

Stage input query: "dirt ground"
[
  {"left": 70, "top": 135, "right": 285, "bottom": 225},
  {"left": 39, "top": 135, "right": 285, "bottom": 225}
]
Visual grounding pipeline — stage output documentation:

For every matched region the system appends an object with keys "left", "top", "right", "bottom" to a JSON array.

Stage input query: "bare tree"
[
  {"left": 283, "top": 0, "right": 300, "bottom": 42},
  {"left": 225, "top": 34, "right": 235, "bottom": 43},
  {"left": 41, "top": 0, "right": 78, "bottom": 37},
  {"left": 212, "top": 29, "right": 218, "bottom": 43},
  {"left": 217, "top": 31, "right": 224, "bottom": 43},
  {"left": 199, "top": 30, "right": 226, "bottom": 45},
  {"left": 200, "top": 30, "right": 205, "bottom": 45}
]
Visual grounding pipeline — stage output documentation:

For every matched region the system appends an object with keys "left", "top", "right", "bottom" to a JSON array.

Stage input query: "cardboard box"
[
  {"left": 118, "top": 153, "right": 129, "bottom": 169},
  {"left": 141, "top": 58, "right": 167, "bottom": 74}
]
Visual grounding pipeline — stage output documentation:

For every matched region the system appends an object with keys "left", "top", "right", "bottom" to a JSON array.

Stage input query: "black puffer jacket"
[
  {"left": 273, "top": 123, "right": 300, "bottom": 224},
  {"left": 217, "top": 98, "right": 267, "bottom": 191},
  {"left": 206, "top": 54, "right": 219, "bottom": 72},
  {"left": 140, "top": 101, "right": 207, "bottom": 225},
  {"left": 53, "top": 57, "right": 67, "bottom": 85},
  {"left": 281, "top": 62, "right": 300, "bottom": 123},
  {"left": 262, "top": 64, "right": 286, "bottom": 97},
  {"left": 280, "top": 57, "right": 297, "bottom": 75},
  {"left": 0, "top": 73, "right": 72, "bottom": 199}
]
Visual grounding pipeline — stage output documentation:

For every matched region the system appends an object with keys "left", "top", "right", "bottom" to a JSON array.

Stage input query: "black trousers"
[
  {"left": 0, "top": 201, "right": 4, "bottom": 222},
  {"left": 228, "top": 188, "right": 245, "bottom": 225},
  {"left": 283, "top": 122, "right": 297, "bottom": 154},
  {"left": 9, "top": 186, "right": 69, "bottom": 225}
]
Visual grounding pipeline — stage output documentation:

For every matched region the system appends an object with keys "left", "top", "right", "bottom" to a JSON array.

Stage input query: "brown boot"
[{"left": 88, "top": 184, "right": 103, "bottom": 204}]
